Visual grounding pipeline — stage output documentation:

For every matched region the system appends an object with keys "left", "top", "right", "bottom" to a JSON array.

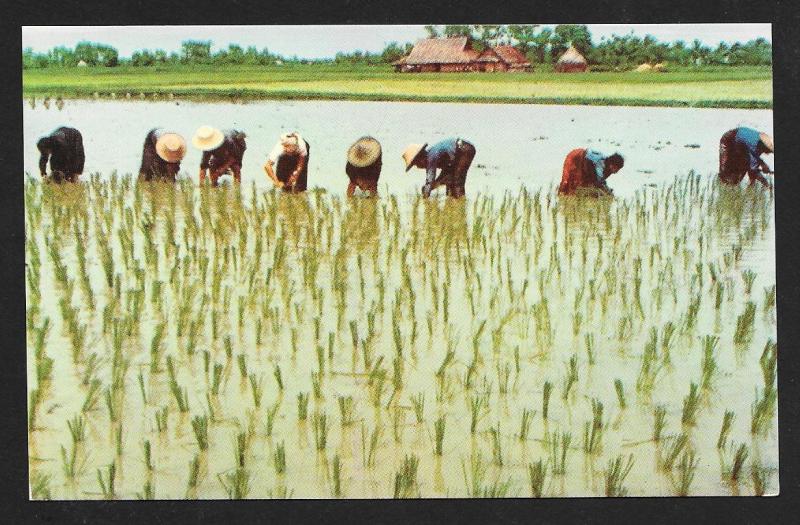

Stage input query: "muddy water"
[
  {"left": 25, "top": 100, "right": 776, "bottom": 499},
  {"left": 23, "top": 99, "right": 773, "bottom": 198}
]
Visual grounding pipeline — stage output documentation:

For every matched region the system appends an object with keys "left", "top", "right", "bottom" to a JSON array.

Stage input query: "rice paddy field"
[
  {"left": 26, "top": 170, "right": 777, "bottom": 499},
  {"left": 22, "top": 64, "right": 773, "bottom": 108}
]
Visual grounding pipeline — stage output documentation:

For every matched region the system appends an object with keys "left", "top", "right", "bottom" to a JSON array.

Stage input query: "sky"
[{"left": 22, "top": 24, "right": 772, "bottom": 59}]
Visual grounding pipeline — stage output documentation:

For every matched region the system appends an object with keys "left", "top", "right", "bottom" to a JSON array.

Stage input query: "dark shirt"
[
  {"left": 734, "top": 127, "right": 768, "bottom": 173},
  {"left": 200, "top": 130, "right": 247, "bottom": 172},
  {"left": 139, "top": 128, "right": 180, "bottom": 181},
  {"left": 37, "top": 126, "right": 85, "bottom": 177},
  {"left": 424, "top": 138, "right": 459, "bottom": 186}
]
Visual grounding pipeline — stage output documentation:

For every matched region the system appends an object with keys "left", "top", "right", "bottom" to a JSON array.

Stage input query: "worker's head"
[
  {"left": 280, "top": 132, "right": 301, "bottom": 154},
  {"left": 606, "top": 153, "right": 625, "bottom": 175},
  {"left": 402, "top": 143, "right": 428, "bottom": 172}
]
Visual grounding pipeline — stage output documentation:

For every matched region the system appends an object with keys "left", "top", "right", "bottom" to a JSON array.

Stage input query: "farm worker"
[
  {"left": 37, "top": 126, "right": 85, "bottom": 183},
  {"left": 193, "top": 126, "right": 247, "bottom": 186},
  {"left": 264, "top": 132, "right": 310, "bottom": 193},
  {"left": 558, "top": 149, "right": 625, "bottom": 196},
  {"left": 402, "top": 138, "right": 476, "bottom": 198},
  {"left": 718, "top": 127, "right": 774, "bottom": 187},
  {"left": 345, "top": 136, "right": 382, "bottom": 197},
  {"left": 138, "top": 128, "right": 186, "bottom": 182}
]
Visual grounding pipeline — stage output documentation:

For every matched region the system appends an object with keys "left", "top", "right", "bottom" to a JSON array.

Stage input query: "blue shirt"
[
  {"left": 584, "top": 149, "right": 612, "bottom": 192},
  {"left": 424, "top": 138, "right": 459, "bottom": 185},
  {"left": 734, "top": 127, "right": 764, "bottom": 172}
]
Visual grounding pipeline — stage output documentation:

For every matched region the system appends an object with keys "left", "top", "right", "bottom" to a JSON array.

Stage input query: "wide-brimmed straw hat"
[
  {"left": 402, "top": 143, "right": 428, "bottom": 172},
  {"left": 155, "top": 132, "right": 186, "bottom": 163},
  {"left": 192, "top": 125, "right": 225, "bottom": 151},
  {"left": 759, "top": 132, "right": 774, "bottom": 153},
  {"left": 347, "top": 136, "right": 382, "bottom": 168}
]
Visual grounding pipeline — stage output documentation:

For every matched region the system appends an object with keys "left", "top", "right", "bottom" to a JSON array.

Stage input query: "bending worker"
[
  {"left": 558, "top": 148, "right": 625, "bottom": 196},
  {"left": 264, "top": 132, "right": 310, "bottom": 193},
  {"left": 138, "top": 128, "right": 186, "bottom": 182},
  {"left": 402, "top": 137, "right": 476, "bottom": 198},
  {"left": 345, "top": 136, "right": 382, "bottom": 197},
  {"left": 37, "top": 126, "right": 85, "bottom": 183},
  {"left": 193, "top": 125, "right": 247, "bottom": 186},
  {"left": 718, "top": 127, "right": 774, "bottom": 187}
]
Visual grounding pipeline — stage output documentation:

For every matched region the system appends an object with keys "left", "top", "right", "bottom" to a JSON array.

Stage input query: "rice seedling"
[
  {"left": 155, "top": 406, "right": 169, "bottom": 433},
  {"left": 741, "top": 269, "right": 756, "bottom": 295},
  {"left": 542, "top": 381, "right": 552, "bottom": 420},
  {"left": 751, "top": 461, "right": 771, "bottom": 496},
  {"left": 717, "top": 410, "right": 735, "bottom": 449},
  {"left": 433, "top": 415, "right": 446, "bottom": 456},
  {"left": 469, "top": 393, "right": 487, "bottom": 434},
  {"left": 652, "top": 405, "right": 667, "bottom": 442},
  {"left": 549, "top": 431, "right": 572, "bottom": 476},
  {"left": 211, "top": 363, "right": 224, "bottom": 396},
  {"left": 273, "top": 364, "right": 284, "bottom": 391},
  {"left": 733, "top": 302, "right": 757, "bottom": 344},
  {"left": 604, "top": 454, "right": 634, "bottom": 497},
  {"left": 312, "top": 411, "right": 328, "bottom": 451},
  {"left": 29, "top": 470, "right": 52, "bottom": 500},
  {"left": 410, "top": 393, "right": 425, "bottom": 423},
  {"left": 296, "top": 392, "right": 309, "bottom": 421},
  {"left": 249, "top": 374, "right": 264, "bottom": 408},
  {"left": 337, "top": 396, "right": 356, "bottom": 427},
  {"left": 273, "top": 441, "right": 286, "bottom": 475},
  {"left": 461, "top": 451, "right": 512, "bottom": 498},
  {"left": 237, "top": 354, "right": 248, "bottom": 378},
  {"left": 673, "top": 450, "right": 699, "bottom": 496},
  {"left": 143, "top": 439, "right": 153, "bottom": 471},
  {"left": 393, "top": 454, "right": 420, "bottom": 498},
  {"left": 681, "top": 382, "right": 701, "bottom": 426},
  {"left": 218, "top": 467, "right": 251, "bottom": 499},
  {"left": 96, "top": 462, "right": 116, "bottom": 500},
  {"left": 751, "top": 386, "right": 777, "bottom": 435},
  {"left": 727, "top": 443, "right": 749, "bottom": 481},
  {"left": 659, "top": 433, "right": 689, "bottom": 471},
  {"left": 81, "top": 379, "right": 102, "bottom": 413},
  {"left": 490, "top": 422, "right": 504, "bottom": 466},
  {"left": 614, "top": 379, "right": 626, "bottom": 409},
  {"left": 561, "top": 354, "right": 579, "bottom": 400},
  {"left": 191, "top": 415, "right": 209, "bottom": 451},
  {"left": 67, "top": 414, "right": 85, "bottom": 444},
  {"left": 700, "top": 335, "right": 719, "bottom": 389},
  {"left": 331, "top": 454, "right": 343, "bottom": 497},
  {"left": 528, "top": 460, "right": 547, "bottom": 497},
  {"left": 186, "top": 454, "right": 201, "bottom": 496},
  {"left": 518, "top": 408, "right": 534, "bottom": 441},
  {"left": 583, "top": 399, "right": 604, "bottom": 455}
]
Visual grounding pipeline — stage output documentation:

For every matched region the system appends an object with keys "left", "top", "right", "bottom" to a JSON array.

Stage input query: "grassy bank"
[{"left": 22, "top": 64, "right": 773, "bottom": 108}]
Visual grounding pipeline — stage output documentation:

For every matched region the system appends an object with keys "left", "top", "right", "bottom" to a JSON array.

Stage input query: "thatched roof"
[
  {"left": 403, "top": 37, "right": 478, "bottom": 65},
  {"left": 556, "top": 45, "right": 587, "bottom": 65},
  {"left": 494, "top": 45, "right": 530, "bottom": 66},
  {"left": 476, "top": 49, "right": 502, "bottom": 63}
]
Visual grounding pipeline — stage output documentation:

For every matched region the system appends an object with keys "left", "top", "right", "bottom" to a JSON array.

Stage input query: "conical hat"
[
  {"left": 759, "top": 132, "right": 774, "bottom": 153},
  {"left": 192, "top": 125, "right": 224, "bottom": 151},
  {"left": 347, "top": 136, "right": 382, "bottom": 168},
  {"left": 402, "top": 143, "right": 428, "bottom": 172},
  {"left": 155, "top": 132, "right": 186, "bottom": 162}
]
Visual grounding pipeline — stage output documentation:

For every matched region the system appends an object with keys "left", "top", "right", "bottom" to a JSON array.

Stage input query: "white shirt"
[{"left": 268, "top": 133, "right": 307, "bottom": 164}]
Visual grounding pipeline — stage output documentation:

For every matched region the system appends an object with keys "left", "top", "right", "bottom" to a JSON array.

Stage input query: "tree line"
[{"left": 23, "top": 26, "right": 771, "bottom": 69}]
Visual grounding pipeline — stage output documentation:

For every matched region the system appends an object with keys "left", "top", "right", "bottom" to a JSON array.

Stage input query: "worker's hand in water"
[{"left": 273, "top": 179, "right": 284, "bottom": 189}]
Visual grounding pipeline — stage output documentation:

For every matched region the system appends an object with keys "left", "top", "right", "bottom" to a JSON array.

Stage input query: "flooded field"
[
  {"left": 23, "top": 99, "right": 772, "bottom": 198},
  {"left": 26, "top": 168, "right": 777, "bottom": 498}
]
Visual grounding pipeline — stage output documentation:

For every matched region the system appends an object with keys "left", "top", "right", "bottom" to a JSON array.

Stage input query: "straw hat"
[
  {"left": 402, "top": 143, "right": 428, "bottom": 172},
  {"left": 347, "top": 136, "right": 382, "bottom": 168},
  {"left": 759, "top": 132, "right": 774, "bottom": 153},
  {"left": 192, "top": 125, "right": 224, "bottom": 151},
  {"left": 155, "top": 132, "right": 186, "bottom": 163}
]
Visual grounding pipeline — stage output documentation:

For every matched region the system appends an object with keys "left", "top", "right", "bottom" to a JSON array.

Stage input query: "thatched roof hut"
[
  {"left": 393, "top": 37, "right": 532, "bottom": 73},
  {"left": 555, "top": 45, "right": 588, "bottom": 73},
  {"left": 493, "top": 45, "right": 532, "bottom": 71},
  {"left": 395, "top": 37, "right": 479, "bottom": 72}
]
